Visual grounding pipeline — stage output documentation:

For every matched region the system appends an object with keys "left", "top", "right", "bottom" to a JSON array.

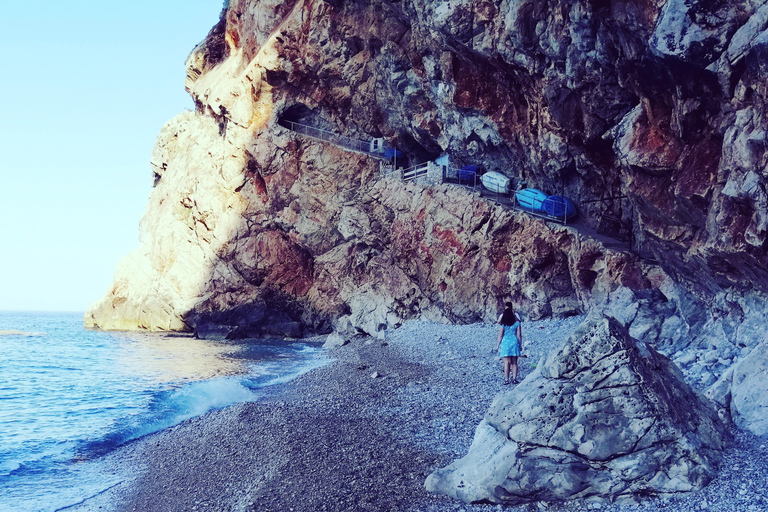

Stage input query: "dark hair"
[{"left": 500, "top": 303, "right": 517, "bottom": 326}]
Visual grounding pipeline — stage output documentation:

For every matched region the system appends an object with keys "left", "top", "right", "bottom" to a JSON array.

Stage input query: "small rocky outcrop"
[
  {"left": 426, "top": 315, "right": 730, "bottom": 505},
  {"left": 731, "top": 342, "right": 768, "bottom": 436},
  {"left": 708, "top": 340, "right": 768, "bottom": 437}
]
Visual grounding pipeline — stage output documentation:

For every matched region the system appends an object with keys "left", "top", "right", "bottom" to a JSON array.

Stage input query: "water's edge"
[{"left": 0, "top": 311, "right": 330, "bottom": 512}]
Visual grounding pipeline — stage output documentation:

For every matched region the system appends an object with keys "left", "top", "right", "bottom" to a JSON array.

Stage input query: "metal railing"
[
  {"left": 280, "top": 120, "right": 388, "bottom": 160},
  {"left": 402, "top": 162, "right": 429, "bottom": 182}
]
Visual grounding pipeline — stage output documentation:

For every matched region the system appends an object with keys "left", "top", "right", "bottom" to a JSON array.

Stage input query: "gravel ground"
[{"left": 72, "top": 316, "right": 768, "bottom": 512}]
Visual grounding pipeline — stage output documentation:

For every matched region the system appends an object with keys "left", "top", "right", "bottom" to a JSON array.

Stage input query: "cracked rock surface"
[{"left": 426, "top": 314, "right": 730, "bottom": 505}]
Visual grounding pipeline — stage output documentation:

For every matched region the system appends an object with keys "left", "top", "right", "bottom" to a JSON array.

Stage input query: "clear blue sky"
[{"left": 0, "top": 1, "right": 224, "bottom": 312}]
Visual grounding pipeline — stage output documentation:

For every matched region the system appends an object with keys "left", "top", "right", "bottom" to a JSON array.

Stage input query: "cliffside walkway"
[
  {"left": 279, "top": 118, "right": 647, "bottom": 259},
  {"left": 280, "top": 119, "right": 437, "bottom": 182},
  {"left": 444, "top": 174, "right": 649, "bottom": 257},
  {"left": 280, "top": 120, "right": 391, "bottom": 161}
]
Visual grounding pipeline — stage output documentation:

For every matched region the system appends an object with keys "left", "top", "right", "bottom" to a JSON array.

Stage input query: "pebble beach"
[{"left": 71, "top": 316, "right": 768, "bottom": 512}]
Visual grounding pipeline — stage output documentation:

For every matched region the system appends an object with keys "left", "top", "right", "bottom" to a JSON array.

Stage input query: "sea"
[{"left": 0, "top": 311, "right": 330, "bottom": 512}]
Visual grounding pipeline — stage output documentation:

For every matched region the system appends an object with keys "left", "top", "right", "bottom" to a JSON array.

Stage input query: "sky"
[{"left": 0, "top": 1, "right": 224, "bottom": 312}]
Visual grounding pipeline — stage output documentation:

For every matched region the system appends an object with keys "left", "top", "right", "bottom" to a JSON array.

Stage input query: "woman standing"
[{"left": 495, "top": 302, "right": 523, "bottom": 385}]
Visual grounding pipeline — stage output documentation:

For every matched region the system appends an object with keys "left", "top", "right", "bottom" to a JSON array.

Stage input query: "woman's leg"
[
  {"left": 502, "top": 357, "right": 511, "bottom": 383},
  {"left": 510, "top": 356, "right": 519, "bottom": 383}
]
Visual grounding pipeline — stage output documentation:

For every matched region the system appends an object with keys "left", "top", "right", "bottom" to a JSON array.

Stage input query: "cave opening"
[
  {"left": 394, "top": 131, "right": 441, "bottom": 169},
  {"left": 278, "top": 103, "right": 332, "bottom": 131}
]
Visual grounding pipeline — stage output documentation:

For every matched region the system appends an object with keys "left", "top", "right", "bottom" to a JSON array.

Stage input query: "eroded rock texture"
[
  {"left": 87, "top": 0, "right": 768, "bottom": 427},
  {"left": 85, "top": 0, "right": 657, "bottom": 335},
  {"left": 707, "top": 339, "right": 768, "bottom": 436},
  {"left": 426, "top": 315, "right": 730, "bottom": 504}
]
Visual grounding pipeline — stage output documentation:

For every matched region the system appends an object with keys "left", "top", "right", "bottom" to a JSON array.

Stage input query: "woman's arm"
[
  {"left": 516, "top": 324, "right": 523, "bottom": 352},
  {"left": 495, "top": 326, "right": 505, "bottom": 352}
]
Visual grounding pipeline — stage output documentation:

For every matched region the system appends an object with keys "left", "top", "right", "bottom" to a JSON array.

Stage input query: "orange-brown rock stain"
[
  {"left": 242, "top": 170, "right": 268, "bottom": 205},
  {"left": 431, "top": 225, "right": 466, "bottom": 256},
  {"left": 494, "top": 256, "right": 513, "bottom": 273},
  {"left": 451, "top": 53, "right": 531, "bottom": 141},
  {"left": 250, "top": 231, "right": 314, "bottom": 296}
]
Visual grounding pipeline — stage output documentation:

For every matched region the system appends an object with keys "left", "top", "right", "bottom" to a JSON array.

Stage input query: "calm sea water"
[{"left": 0, "top": 311, "right": 329, "bottom": 512}]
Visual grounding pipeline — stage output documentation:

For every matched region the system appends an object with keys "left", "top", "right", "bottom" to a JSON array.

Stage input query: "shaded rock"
[
  {"left": 322, "top": 332, "right": 347, "bottom": 349},
  {"left": 704, "top": 336, "right": 768, "bottom": 437},
  {"left": 186, "top": 299, "right": 307, "bottom": 340},
  {"left": 705, "top": 366, "right": 735, "bottom": 426},
  {"left": 269, "top": 320, "right": 302, "bottom": 339},
  {"left": 730, "top": 341, "right": 768, "bottom": 436},
  {"left": 195, "top": 324, "right": 237, "bottom": 341},
  {"left": 322, "top": 315, "right": 358, "bottom": 349},
  {"left": 426, "top": 315, "right": 730, "bottom": 505}
]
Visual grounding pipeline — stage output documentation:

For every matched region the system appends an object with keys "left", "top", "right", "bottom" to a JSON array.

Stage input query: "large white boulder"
[{"left": 426, "top": 314, "right": 730, "bottom": 505}]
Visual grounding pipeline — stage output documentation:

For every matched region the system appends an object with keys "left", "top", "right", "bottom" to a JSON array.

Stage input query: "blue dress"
[{"left": 499, "top": 322, "right": 521, "bottom": 358}]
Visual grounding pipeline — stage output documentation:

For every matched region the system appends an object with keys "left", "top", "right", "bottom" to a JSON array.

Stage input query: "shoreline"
[{"left": 71, "top": 317, "right": 768, "bottom": 512}]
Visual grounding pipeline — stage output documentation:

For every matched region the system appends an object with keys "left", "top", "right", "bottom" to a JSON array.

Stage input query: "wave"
[
  {"left": 76, "top": 377, "right": 258, "bottom": 458},
  {"left": 251, "top": 354, "right": 330, "bottom": 387}
]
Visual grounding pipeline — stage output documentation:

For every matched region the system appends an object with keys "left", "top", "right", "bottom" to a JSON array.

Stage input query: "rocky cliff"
[{"left": 87, "top": 0, "right": 768, "bottom": 433}]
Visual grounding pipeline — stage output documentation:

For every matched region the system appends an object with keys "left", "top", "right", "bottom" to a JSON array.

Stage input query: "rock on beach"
[{"left": 426, "top": 314, "right": 731, "bottom": 505}]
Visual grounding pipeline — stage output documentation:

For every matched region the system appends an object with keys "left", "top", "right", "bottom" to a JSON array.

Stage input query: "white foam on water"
[
  {"left": 122, "top": 377, "right": 260, "bottom": 444},
  {"left": 253, "top": 353, "right": 331, "bottom": 387}
]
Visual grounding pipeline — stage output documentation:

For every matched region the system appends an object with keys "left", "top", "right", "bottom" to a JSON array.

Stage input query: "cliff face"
[{"left": 88, "top": 0, "right": 768, "bottom": 405}]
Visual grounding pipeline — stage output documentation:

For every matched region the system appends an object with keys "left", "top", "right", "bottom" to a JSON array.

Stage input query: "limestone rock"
[
  {"left": 426, "top": 315, "right": 729, "bottom": 504},
  {"left": 705, "top": 366, "right": 735, "bottom": 426},
  {"left": 322, "top": 332, "right": 347, "bottom": 349},
  {"left": 322, "top": 315, "right": 358, "bottom": 349},
  {"left": 705, "top": 339, "right": 768, "bottom": 437},
  {"left": 730, "top": 341, "right": 768, "bottom": 436},
  {"left": 87, "top": 0, "right": 660, "bottom": 337},
  {"left": 650, "top": 0, "right": 744, "bottom": 66}
]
